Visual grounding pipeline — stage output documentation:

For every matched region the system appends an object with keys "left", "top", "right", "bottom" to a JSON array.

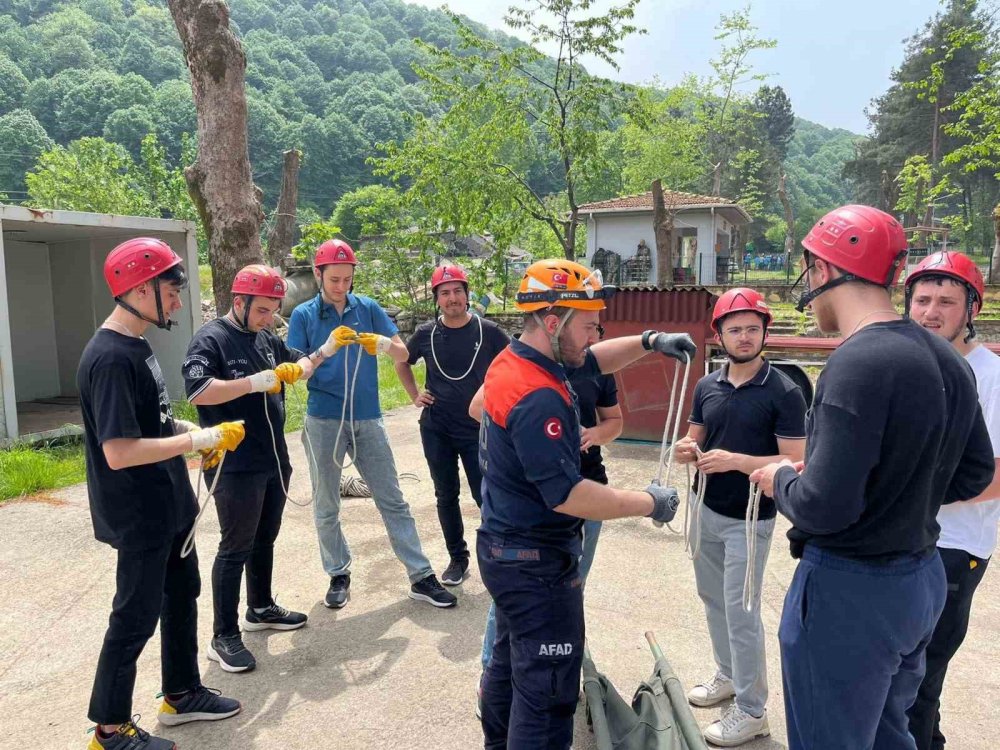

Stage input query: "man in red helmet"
[
  {"left": 672, "top": 287, "right": 806, "bottom": 746},
  {"left": 904, "top": 251, "right": 1000, "bottom": 750},
  {"left": 181, "top": 265, "right": 315, "bottom": 674},
  {"left": 79, "top": 238, "right": 244, "bottom": 750},
  {"left": 287, "top": 239, "right": 457, "bottom": 609},
  {"left": 395, "top": 264, "right": 510, "bottom": 585},
  {"left": 750, "top": 207, "right": 994, "bottom": 749}
]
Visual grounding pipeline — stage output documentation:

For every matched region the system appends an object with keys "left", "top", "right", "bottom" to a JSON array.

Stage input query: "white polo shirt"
[{"left": 937, "top": 344, "right": 1000, "bottom": 559}]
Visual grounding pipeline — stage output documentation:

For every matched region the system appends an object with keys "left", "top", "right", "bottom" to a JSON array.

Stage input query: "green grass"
[{"left": 0, "top": 442, "right": 87, "bottom": 502}]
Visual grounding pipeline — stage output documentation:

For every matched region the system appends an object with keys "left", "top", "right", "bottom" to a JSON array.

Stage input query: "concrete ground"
[{"left": 1, "top": 406, "right": 998, "bottom": 749}]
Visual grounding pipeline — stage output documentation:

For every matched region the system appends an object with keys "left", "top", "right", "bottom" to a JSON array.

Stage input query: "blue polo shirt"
[
  {"left": 287, "top": 293, "right": 398, "bottom": 420},
  {"left": 479, "top": 338, "right": 599, "bottom": 555},
  {"left": 688, "top": 358, "right": 807, "bottom": 520}
]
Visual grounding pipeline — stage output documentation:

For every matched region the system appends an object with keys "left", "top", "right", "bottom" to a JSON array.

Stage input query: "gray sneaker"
[
  {"left": 687, "top": 671, "right": 735, "bottom": 707},
  {"left": 207, "top": 633, "right": 256, "bottom": 673}
]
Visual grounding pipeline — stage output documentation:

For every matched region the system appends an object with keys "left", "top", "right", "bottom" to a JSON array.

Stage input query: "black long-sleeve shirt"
[{"left": 773, "top": 319, "right": 994, "bottom": 559}]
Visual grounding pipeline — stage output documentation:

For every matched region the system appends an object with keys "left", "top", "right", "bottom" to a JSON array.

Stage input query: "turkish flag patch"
[{"left": 544, "top": 417, "right": 563, "bottom": 440}]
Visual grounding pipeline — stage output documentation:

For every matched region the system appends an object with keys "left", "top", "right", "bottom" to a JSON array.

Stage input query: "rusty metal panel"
[{"left": 602, "top": 287, "right": 717, "bottom": 442}]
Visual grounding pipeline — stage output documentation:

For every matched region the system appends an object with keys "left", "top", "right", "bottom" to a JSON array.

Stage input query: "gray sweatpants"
[{"left": 692, "top": 503, "right": 775, "bottom": 717}]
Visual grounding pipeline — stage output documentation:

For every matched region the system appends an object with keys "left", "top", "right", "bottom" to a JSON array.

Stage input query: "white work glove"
[
  {"left": 173, "top": 418, "right": 199, "bottom": 435},
  {"left": 247, "top": 370, "right": 280, "bottom": 393},
  {"left": 646, "top": 482, "right": 680, "bottom": 526}
]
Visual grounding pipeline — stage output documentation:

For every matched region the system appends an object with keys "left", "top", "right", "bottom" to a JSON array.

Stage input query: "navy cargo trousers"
[{"left": 477, "top": 531, "right": 584, "bottom": 750}]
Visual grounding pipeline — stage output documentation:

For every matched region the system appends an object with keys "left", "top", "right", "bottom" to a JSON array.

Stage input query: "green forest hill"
[{"left": 0, "top": 0, "right": 856, "bottom": 248}]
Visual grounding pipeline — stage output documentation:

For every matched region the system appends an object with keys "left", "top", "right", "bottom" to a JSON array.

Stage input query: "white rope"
[
  {"left": 181, "top": 449, "right": 228, "bottom": 559},
  {"left": 743, "top": 482, "right": 764, "bottom": 612},
  {"left": 683, "top": 449, "right": 708, "bottom": 560},
  {"left": 430, "top": 314, "right": 483, "bottom": 381},
  {"left": 654, "top": 353, "right": 693, "bottom": 534}
]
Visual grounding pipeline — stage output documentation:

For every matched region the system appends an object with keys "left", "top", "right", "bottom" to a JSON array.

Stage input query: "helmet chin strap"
[
  {"left": 114, "top": 281, "right": 175, "bottom": 330},
  {"left": 534, "top": 308, "right": 575, "bottom": 366}
]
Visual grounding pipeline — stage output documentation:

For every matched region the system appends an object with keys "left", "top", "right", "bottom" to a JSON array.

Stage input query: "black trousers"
[
  {"left": 88, "top": 530, "right": 201, "bottom": 724},
  {"left": 211, "top": 469, "right": 289, "bottom": 637},
  {"left": 419, "top": 422, "right": 482, "bottom": 564},
  {"left": 907, "top": 546, "right": 990, "bottom": 750}
]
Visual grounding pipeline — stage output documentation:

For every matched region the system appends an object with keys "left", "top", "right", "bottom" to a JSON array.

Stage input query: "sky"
[{"left": 407, "top": 0, "right": 947, "bottom": 134}]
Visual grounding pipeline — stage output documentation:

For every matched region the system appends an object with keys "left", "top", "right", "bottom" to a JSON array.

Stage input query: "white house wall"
[
  {"left": 4, "top": 240, "right": 61, "bottom": 402},
  {"left": 586, "top": 211, "right": 731, "bottom": 285}
]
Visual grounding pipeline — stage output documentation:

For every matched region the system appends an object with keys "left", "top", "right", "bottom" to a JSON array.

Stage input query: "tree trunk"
[
  {"left": 712, "top": 162, "right": 723, "bottom": 196},
  {"left": 168, "top": 0, "right": 264, "bottom": 313},
  {"left": 778, "top": 172, "right": 794, "bottom": 255},
  {"left": 652, "top": 179, "right": 675, "bottom": 288},
  {"left": 991, "top": 202, "right": 1000, "bottom": 284},
  {"left": 564, "top": 211, "right": 577, "bottom": 261},
  {"left": 266, "top": 149, "right": 301, "bottom": 269}
]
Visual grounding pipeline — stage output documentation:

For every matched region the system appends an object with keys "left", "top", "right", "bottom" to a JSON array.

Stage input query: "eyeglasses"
[
  {"left": 596, "top": 324, "right": 605, "bottom": 339},
  {"left": 722, "top": 325, "right": 763, "bottom": 338}
]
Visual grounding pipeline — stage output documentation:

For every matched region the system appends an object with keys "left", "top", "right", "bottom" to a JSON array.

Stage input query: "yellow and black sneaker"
[
  {"left": 87, "top": 717, "right": 175, "bottom": 750},
  {"left": 157, "top": 685, "right": 241, "bottom": 727}
]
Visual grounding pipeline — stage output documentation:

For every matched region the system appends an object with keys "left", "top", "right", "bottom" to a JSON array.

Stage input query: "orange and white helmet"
[{"left": 515, "top": 259, "right": 616, "bottom": 312}]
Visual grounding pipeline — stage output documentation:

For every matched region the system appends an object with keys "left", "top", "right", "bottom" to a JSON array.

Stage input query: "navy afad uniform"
[{"left": 476, "top": 260, "right": 687, "bottom": 749}]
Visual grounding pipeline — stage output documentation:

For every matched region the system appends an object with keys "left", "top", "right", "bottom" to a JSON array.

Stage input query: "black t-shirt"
[
  {"left": 688, "top": 359, "right": 807, "bottom": 520},
  {"left": 182, "top": 317, "right": 303, "bottom": 475},
  {"left": 773, "top": 320, "right": 995, "bottom": 559},
  {"left": 568, "top": 367, "right": 618, "bottom": 484},
  {"left": 76, "top": 329, "right": 197, "bottom": 551},
  {"left": 406, "top": 315, "right": 510, "bottom": 439}
]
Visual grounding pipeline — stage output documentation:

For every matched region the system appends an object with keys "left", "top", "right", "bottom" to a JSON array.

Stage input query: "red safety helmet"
[
  {"left": 431, "top": 264, "right": 469, "bottom": 291},
  {"left": 232, "top": 264, "right": 287, "bottom": 298},
  {"left": 905, "top": 251, "right": 984, "bottom": 305},
  {"left": 103, "top": 237, "right": 183, "bottom": 298},
  {"left": 314, "top": 239, "right": 357, "bottom": 268},
  {"left": 905, "top": 250, "right": 984, "bottom": 342},
  {"left": 712, "top": 288, "right": 772, "bottom": 332},
  {"left": 801, "top": 204, "right": 908, "bottom": 286}
]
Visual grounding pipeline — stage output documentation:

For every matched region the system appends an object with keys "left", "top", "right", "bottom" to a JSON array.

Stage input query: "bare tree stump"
[
  {"left": 168, "top": 0, "right": 264, "bottom": 313},
  {"left": 266, "top": 149, "right": 301, "bottom": 268}
]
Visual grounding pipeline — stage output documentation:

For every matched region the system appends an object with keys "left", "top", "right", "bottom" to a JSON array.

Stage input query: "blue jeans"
[
  {"left": 481, "top": 519, "right": 601, "bottom": 670},
  {"left": 303, "top": 415, "right": 432, "bottom": 584},
  {"left": 780, "top": 545, "right": 946, "bottom": 750},
  {"left": 478, "top": 533, "right": 584, "bottom": 750}
]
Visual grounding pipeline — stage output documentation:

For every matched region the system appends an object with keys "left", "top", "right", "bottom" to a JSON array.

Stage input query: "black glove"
[
  {"left": 646, "top": 482, "right": 680, "bottom": 525},
  {"left": 643, "top": 330, "right": 697, "bottom": 362}
]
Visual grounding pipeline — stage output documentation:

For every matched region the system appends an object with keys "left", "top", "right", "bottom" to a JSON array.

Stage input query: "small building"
[
  {"left": 0, "top": 205, "right": 199, "bottom": 444},
  {"left": 579, "top": 191, "right": 752, "bottom": 286}
]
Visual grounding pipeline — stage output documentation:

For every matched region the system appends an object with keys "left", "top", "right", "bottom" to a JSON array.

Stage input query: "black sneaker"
[
  {"left": 88, "top": 718, "right": 175, "bottom": 750},
  {"left": 441, "top": 558, "right": 469, "bottom": 586},
  {"left": 243, "top": 603, "right": 308, "bottom": 631},
  {"left": 157, "top": 685, "right": 241, "bottom": 726},
  {"left": 207, "top": 633, "right": 256, "bottom": 673},
  {"left": 325, "top": 574, "right": 351, "bottom": 609},
  {"left": 409, "top": 574, "right": 457, "bottom": 608}
]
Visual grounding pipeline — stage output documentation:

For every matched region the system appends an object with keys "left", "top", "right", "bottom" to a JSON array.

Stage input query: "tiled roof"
[{"left": 578, "top": 191, "right": 738, "bottom": 212}]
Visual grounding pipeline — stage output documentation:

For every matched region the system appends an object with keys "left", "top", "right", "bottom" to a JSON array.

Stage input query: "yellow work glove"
[
  {"left": 357, "top": 332, "right": 392, "bottom": 356},
  {"left": 247, "top": 370, "right": 280, "bottom": 393},
  {"left": 275, "top": 362, "right": 303, "bottom": 385},
  {"left": 320, "top": 325, "right": 359, "bottom": 357},
  {"left": 190, "top": 421, "right": 246, "bottom": 470}
]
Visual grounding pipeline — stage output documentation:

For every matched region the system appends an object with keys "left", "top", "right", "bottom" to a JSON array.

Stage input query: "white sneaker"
[
  {"left": 704, "top": 705, "right": 769, "bottom": 747},
  {"left": 687, "top": 671, "right": 735, "bottom": 707}
]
